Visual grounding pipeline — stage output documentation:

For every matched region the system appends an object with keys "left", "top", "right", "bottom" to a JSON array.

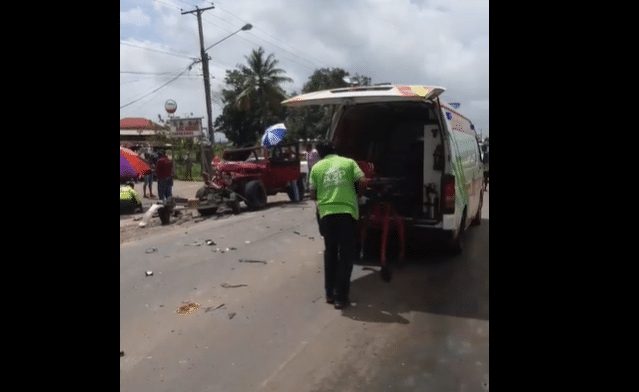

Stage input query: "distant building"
[{"left": 120, "top": 117, "right": 168, "bottom": 148}]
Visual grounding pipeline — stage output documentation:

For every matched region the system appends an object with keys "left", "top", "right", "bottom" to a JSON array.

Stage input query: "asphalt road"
[{"left": 120, "top": 193, "right": 489, "bottom": 391}]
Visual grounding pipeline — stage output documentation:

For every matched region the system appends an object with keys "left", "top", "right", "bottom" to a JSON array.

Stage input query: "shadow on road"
[{"left": 342, "top": 219, "right": 489, "bottom": 324}]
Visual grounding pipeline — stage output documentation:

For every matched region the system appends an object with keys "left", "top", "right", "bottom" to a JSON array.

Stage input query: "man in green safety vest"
[{"left": 120, "top": 182, "right": 143, "bottom": 214}]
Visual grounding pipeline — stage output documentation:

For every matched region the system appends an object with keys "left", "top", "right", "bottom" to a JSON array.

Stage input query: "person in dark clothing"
[{"left": 156, "top": 152, "right": 174, "bottom": 202}]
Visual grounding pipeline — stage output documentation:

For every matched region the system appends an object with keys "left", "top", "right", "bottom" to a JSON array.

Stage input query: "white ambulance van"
[{"left": 282, "top": 84, "right": 484, "bottom": 253}]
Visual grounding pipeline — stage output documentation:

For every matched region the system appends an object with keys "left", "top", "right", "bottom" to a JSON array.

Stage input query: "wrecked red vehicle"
[{"left": 196, "top": 143, "right": 305, "bottom": 215}]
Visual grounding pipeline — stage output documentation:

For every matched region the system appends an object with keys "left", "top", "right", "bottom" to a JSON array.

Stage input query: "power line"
[
  {"left": 120, "top": 41, "right": 194, "bottom": 60},
  {"left": 216, "top": 4, "right": 329, "bottom": 68},
  {"left": 173, "top": 1, "right": 322, "bottom": 70},
  {"left": 120, "top": 71, "right": 178, "bottom": 75},
  {"left": 153, "top": 0, "right": 320, "bottom": 72},
  {"left": 200, "top": 18, "right": 318, "bottom": 72},
  {"left": 120, "top": 65, "right": 194, "bottom": 109},
  {"left": 198, "top": 9, "right": 323, "bottom": 70}
]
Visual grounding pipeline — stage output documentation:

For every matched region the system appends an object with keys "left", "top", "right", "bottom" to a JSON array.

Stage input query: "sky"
[{"left": 120, "top": 0, "right": 489, "bottom": 136}]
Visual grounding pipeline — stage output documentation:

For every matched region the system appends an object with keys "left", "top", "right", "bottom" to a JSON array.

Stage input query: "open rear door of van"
[{"left": 281, "top": 85, "right": 446, "bottom": 107}]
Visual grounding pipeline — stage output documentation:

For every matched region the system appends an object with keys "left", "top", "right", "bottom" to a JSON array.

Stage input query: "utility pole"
[{"left": 182, "top": 4, "right": 216, "bottom": 179}]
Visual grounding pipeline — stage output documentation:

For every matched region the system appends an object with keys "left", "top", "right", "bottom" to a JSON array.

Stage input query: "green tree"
[
  {"left": 285, "top": 68, "right": 371, "bottom": 141},
  {"left": 215, "top": 47, "right": 292, "bottom": 146}
]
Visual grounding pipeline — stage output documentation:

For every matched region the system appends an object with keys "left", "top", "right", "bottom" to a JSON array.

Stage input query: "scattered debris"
[
  {"left": 220, "top": 283, "right": 248, "bottom": 288},
  {"left": 120, "top": 351, "right": 125, "bottom": 357},
  {"left": 238, "top": 259, "right": 267, "bottom": 264},
  {"left": 204, "top": 303, "right": 225, "bottom": 313},
  {"left": 213, "top": 248, "right": 221, "bottom": 253},
  {"left": 244, "top": 240, "right": 251, "bottom": 244},
  {"left": 224, "top": 248, "right": 230, "bottom": 252},
  {"left": 185, "top": 241, "right": 203, "bottom": 247},
  {"left": 229, "top": 247, "right": 237, "bottom": 251},
  {"left": 228, "top": 312, "right": 236, "bottom": 320},
  {"left": 133, "top": 216, "right": 142, "bottom": 221},
  {"left": 145, "top": 270, "right": 154, "bottom": 277},
  {"left": 145, "top": 248, "right": 157, "bottom": 254},
  {"left": 308, "top": 236, "right": 315, "bottom": 240},
  {"left": 176, "top": 302, "right": 200, "bottom": 315},
  {"left": 293, "top": 231, "right": 301, "bottom": 235},
  {"left": 205, "top": 240, "right": 216, "bottom": 246}
]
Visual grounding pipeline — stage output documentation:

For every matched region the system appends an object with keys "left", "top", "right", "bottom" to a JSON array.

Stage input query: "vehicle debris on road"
[
  {"left": 238, "top": 259, "right": 267, "bottom": 264},
  {"left": 145, "top": 247, "right": 158, "bottom": 254},
  {"left": 220, "top": 283, "right": 248, "bottom": 288},
  {"left": 184, "top": 241, "right": 203, "bottom": 247},
  {"left": 228, "top": 312, "right": 236, "bottom": 320},
  {"left": 204, "top": 303, "right": 225, "bottom": 313},
  {"left": 145, "top": 270, "right": 154, "bottom": 277}
]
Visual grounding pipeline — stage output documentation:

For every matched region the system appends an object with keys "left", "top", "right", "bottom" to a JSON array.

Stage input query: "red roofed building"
[{"left": 120, "top": 117, "right": 169, "bottom": 148}]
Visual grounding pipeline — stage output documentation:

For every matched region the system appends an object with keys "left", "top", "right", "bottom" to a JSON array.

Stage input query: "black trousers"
[{"left": 320, "top": 213, "right": 357, "bottom": 301}]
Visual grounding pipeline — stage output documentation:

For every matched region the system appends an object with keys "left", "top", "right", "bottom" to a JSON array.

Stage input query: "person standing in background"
[{"left": 156, "top": 151, "right": 173, "bottom": 202}]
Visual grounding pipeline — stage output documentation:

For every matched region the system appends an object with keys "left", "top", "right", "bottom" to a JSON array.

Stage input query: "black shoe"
[
  {"left": 326, "top": 296, "right": 335, "bottom": 304},
  {"left": 334, "top": 300, "right": 349, "bottom": 309}
]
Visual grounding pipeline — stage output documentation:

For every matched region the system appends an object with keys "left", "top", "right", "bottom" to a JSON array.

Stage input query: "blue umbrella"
[{"left": 261, "top": 123, "right": 287, "bottom": 147}]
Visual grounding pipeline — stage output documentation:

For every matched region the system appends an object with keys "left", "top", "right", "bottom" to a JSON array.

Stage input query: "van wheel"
[
  {"left": 245, "top": 180, "right": 267, "bottom": 210},
  {"left": 448, "top": 209, "right": 466, "bottom": 255},
  {"left": 471, "top": 193, "right": 483, "bottom": 226},
  {"left": 297, "top": 176, "right": 305, "bottom": 198}
]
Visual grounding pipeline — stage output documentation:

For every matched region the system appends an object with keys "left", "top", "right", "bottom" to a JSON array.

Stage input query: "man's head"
[{"left": 315, "top": 141, "right": 335, "bottom": 158}]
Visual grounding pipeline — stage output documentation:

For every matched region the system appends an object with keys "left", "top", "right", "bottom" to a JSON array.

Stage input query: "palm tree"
[{"left": 235, "top": 47, "right": 292, "bottom": 129}]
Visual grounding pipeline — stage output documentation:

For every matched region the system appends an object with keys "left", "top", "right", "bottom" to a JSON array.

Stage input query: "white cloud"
[
  {"left": 120, "top": 0, "right": 489, "bottom": 132},
  {"left": 121, "top": 7, "right": 151, "bottom": 27}
]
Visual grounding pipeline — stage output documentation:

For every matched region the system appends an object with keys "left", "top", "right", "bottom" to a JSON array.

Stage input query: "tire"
[
  {"left": 158, "top": 206, "right": 171, "bottom": 225},
  {"left": 448, "top": 209, "right": 466, "bottom": 255},
  {"left": 287, "top": 179, "right": 303, "bottom": 202},
  {"left": 471, "top": 193, "right": 483, "bottom": 226},
  {"left": 245, "top": 180, "right": 267, "bottom": 210},
  {"left": 297, "top": 176, "right": 305, "bottom": 198},
  {"left": 195, "top": 186, "right": 210, "bottom": 199}
]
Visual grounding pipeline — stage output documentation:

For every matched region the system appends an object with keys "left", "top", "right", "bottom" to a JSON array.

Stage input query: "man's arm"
[{"left": 352, "top": 160, "right": 366, "bottom": 197}]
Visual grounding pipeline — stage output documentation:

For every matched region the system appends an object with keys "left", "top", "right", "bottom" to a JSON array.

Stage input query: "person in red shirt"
[{"left": 155, "top": 151, "right": 174, "bottom": 202}]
